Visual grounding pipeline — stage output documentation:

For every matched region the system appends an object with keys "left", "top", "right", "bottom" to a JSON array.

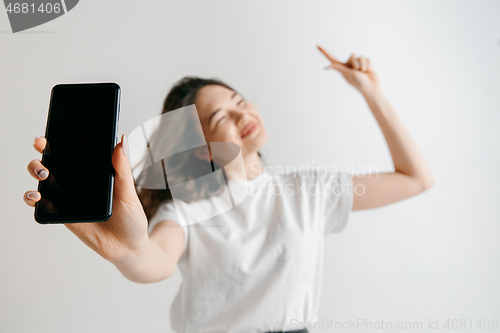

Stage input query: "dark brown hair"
[{"left": 135, "top": 76, "right": 241, "bottom": 222}]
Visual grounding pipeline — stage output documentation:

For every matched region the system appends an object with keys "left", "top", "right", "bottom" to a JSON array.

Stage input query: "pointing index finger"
[{"left": 316, "top": 45, "right": 343, "bottom": 66}]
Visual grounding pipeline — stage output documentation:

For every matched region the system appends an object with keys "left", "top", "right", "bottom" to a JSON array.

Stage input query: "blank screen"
[{"left": 36, "top": 83, "right": 119, "bottom": 222}]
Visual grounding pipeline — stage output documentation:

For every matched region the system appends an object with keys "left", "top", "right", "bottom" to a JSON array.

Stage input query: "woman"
[{"left": 24, "top": 46, "right": 434, "bottom": 333}]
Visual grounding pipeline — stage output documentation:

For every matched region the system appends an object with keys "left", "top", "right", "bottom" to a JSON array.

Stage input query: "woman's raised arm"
[{"left": 317, "top": 46, "right": 434, "bottom": 211}]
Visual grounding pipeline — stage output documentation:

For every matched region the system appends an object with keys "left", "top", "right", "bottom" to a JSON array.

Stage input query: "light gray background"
[{"left": 1, "top": 0, "right": 500, "bottom": 332}]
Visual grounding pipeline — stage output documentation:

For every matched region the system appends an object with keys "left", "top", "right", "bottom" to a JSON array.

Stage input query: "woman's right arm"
[
  {"left": 112, "top": 220, "right": 186, "bottom": 283},
  {"left": 24, "top": 136, "right": 185, "bottom": 284}
]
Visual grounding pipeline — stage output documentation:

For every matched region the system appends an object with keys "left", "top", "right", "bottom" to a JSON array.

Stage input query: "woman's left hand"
[{"left": 317, "top": 45, "right": 381, "bottom": 96}]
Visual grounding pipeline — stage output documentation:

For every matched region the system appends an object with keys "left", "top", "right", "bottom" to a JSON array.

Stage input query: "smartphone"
[{"left": 34, "top": 82, "right": 121, "bottom": 224}]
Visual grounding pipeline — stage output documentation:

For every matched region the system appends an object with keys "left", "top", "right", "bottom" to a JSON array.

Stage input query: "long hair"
[{"left": 135, "top": 76, "right": 252, "bottom": 222}]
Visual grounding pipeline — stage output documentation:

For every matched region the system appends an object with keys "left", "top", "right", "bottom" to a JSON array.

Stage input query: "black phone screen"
[{"left": 35, "top": 83, "right": 120, "bottom": 223}]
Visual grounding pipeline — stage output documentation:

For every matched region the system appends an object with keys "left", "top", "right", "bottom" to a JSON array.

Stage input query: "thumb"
[
  {"left": 330, "top": 62, "right": 350, "bottom": 76},
  {"left": 111, "top": 135, "right": 136, "bottom": 198}
]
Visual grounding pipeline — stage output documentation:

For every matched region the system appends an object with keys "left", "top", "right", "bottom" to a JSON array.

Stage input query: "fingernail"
[
  {"left": 122, "top": 134, "right": 128, "bottom": 155},
  {"left": 27, "top": 192, "right": 39, "bottom": 200},
  {"left": 36, "top": 168, "right": 48, "bottom": 179},
  {"left": 33, "top": 136, "right": 43, "bottom": 145}
]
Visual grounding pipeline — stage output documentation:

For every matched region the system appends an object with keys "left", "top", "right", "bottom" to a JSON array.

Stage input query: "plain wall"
[{"left": 1, "top": 0, "right": 499, "bottom": 332}]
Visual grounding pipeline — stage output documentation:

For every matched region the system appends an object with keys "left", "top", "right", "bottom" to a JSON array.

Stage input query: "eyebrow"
[{"left": 207, "top": 91, "right": 240, "bottom": 125}]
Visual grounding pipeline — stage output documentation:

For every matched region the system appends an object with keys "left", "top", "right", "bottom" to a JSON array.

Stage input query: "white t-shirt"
[{"left": 147, "top": 168, "right": 354, "bottom": 333}]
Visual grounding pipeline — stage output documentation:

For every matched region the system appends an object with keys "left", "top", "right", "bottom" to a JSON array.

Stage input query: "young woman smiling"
[{"left": 25, "top": 45, "right": 434, "bottom": 333}]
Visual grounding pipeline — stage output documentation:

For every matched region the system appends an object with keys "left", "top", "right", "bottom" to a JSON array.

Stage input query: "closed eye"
[
  {"left": 212, "top": 99, "right": 245, "bottom": 128},
  {"left": 215, "top": 115, "right": 226, "bottom": 127}
]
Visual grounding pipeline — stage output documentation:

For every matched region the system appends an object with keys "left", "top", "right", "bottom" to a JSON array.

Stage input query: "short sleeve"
[
  {"left": 148, "top": 201, "right": 188, "bottom": 253},
  {"left": 321, "top": 171, "right": 354, "bottom": 235}
]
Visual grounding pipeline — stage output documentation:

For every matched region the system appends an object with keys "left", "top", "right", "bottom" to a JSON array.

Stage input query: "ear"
[{"left": 193, "top": 145, "right": 212, "bottom": 162}]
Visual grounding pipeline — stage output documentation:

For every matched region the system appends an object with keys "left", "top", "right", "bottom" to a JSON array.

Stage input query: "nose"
[{"left": 233, "top": 109, "right": 247, "bottom": 126}]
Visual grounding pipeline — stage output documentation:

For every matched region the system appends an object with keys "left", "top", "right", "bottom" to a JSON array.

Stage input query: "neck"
[
  {"left": 245, "top": 151, "right": 264, "bottom": 180},
  {"left": 223, "top": 151, "right": 264, "bottom": 181}
]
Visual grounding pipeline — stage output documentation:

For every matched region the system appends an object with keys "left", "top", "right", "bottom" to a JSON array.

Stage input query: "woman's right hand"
[{"left": 24, "top": 135, "right": 150, "bottom": 264}]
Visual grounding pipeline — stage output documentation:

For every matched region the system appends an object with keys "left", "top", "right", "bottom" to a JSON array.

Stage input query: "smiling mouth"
[{"left": 241, "top": 122, "right": 257, "bottom": 138}]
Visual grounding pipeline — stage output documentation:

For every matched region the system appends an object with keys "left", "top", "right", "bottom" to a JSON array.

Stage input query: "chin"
[{"left": 246, "top": 131, "right": 268, "bottom": 153}]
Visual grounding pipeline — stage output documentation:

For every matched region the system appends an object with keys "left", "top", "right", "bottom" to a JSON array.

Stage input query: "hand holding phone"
[{"left": 24, "top": 83, "right": 150, "bottom": 263}]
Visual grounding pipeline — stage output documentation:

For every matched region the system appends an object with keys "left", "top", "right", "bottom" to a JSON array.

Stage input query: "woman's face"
[{"left": 195, "top": 84, "right": 268, "bottom": 157}]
